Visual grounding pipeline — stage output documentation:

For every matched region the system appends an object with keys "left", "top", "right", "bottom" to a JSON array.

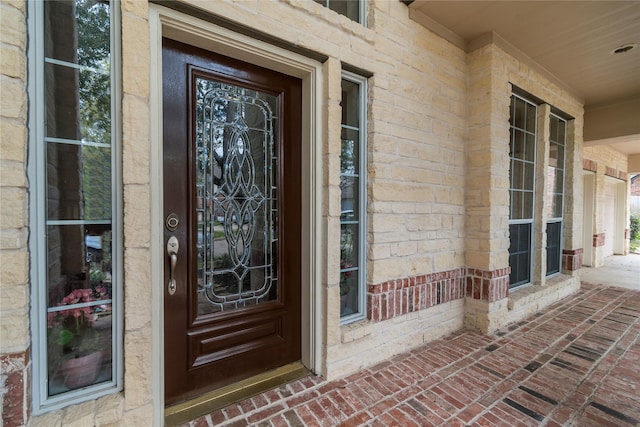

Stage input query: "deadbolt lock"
[{"left": 165, "top": 213, "right": 179, "bottom": 231}]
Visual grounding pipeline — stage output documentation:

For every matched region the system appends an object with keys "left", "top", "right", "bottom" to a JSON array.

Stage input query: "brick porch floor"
[{"left": 182, "top": 282, "right": 640, "bottom": 426}]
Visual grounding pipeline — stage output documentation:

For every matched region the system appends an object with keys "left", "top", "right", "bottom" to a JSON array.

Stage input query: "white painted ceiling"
[
  {"left": 408, "top": 1, "right": 640, "bottom": 107},
  {"left": 407, "top": 1, "right": 640, "bottom": 157}
]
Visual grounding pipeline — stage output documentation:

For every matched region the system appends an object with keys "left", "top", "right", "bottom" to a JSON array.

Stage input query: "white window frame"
[
  {"left": 28, "top": 0, "right": 123, "bottom": 414},
  {"left": 340, "top": 70, "right": 368, "bottom": 324},
  {"left": 508, "top": 93, "right": 537, "bottom": 289},
  {"left": 545, "top": 113, "right": 567, "bottom": 277}
]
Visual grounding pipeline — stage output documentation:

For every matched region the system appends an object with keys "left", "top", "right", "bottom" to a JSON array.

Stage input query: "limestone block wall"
[{"left": 583, "top": 145, "right": 630, "bottom": 266}]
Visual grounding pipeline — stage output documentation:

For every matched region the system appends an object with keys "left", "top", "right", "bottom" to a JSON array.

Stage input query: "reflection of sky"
[{"left": 86, "top": 235, "right": 101, "bottom": 249}]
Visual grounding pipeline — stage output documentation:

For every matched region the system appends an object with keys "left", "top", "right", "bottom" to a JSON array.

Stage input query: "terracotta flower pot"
[{"left": 60, "top": 351, "right": 103, "bottom": 389}]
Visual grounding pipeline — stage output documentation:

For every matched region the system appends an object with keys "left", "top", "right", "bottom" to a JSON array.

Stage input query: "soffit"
[{"left": 407, "top": 1, "right": 640, "bottom": 108}]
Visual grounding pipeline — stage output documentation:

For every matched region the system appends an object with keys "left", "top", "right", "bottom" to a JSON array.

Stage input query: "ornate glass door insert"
[{"left": 195, "top": 77, "right": 278, "bottom": 315}]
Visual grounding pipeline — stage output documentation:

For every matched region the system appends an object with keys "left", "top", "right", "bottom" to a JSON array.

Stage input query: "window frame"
[
  {"left": 508, "top": 94, "right": 538, "bottom": 289},
  {"left": 339, "top": 70, "right": 368, "bottom": 324},
  {"left": 28, "top": 0, "right": 123, "bottom": 414},
  {"left": 545, "top": 113, "right": 567, "bottom": 277}
]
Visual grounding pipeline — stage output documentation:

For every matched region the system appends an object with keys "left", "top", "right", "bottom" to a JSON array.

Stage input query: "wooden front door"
[{"left": 162, "top": 38, "right": 302, "bottom": 406}]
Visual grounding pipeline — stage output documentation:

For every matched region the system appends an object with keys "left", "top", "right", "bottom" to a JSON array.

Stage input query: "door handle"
[{"left": 167, "top": 236, "right": 179, "bottom": 295}]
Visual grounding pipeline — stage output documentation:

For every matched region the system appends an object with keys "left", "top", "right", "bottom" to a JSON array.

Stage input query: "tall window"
[
  {"left": 508, "top": 95, "right": 537, "bottom": 288},
  {"left": 340, "top": 71, "right": 367, "bottom": 322},
  {"left": 29, "top": 0, "right": 121, "bottom": 412},
  {"left": 313, "top": 0, "right": 365, "bottom": 24},
  {"left": 546, "top": 114, "right": 566, "bottom": 276}
]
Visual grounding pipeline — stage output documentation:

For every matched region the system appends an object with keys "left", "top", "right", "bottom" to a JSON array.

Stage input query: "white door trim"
[{"left": 148, "top": 5, "right": 324, "bottom": 424}]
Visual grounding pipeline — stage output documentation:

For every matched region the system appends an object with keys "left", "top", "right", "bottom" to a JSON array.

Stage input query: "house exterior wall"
[
  {"left": 0, "top": 0, "right": 589, "bottom": 425},
  {"left": 583, "top": 145, "right": 630, "bottom": 266},
  {"left": 465, "top": 40, "right": 584, "bottom": 331},
  {"left": 1, "top": 1, "right": 30, "bottom": 426}
]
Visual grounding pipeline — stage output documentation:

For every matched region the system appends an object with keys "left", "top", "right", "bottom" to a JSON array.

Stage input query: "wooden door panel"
[
  {"left": 162, "top": 38, "right": 302, "bottom": 405},
  {"left": 188, "top": 310, "right": 285, "bottom": 367}
]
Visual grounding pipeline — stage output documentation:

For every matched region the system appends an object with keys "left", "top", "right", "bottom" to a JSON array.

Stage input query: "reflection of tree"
[
  {"left": 340, "top": 139, "right": 356, "bottom": 174},
  {"left": 78, "top": 0, "right": 111, "bottom": 142}
]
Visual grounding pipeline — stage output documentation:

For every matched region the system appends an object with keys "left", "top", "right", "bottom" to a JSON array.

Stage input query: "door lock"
[{"left": 166, "top": 236, "right": 179, "bottom": 295}]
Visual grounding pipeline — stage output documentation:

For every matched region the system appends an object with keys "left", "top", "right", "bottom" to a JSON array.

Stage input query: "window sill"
[
  {"left": 340, "top": 319, "right": 372, "bottom": 343},
  {"left": 506, "top": 274, "right": 580, "bottom": 323}
]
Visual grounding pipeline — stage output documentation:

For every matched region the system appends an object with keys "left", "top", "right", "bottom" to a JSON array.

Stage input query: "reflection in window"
[
  {"left": 546, "top": 114, "right": 566, "bottom": 276},
  {"left": 32, "top": 0, "right": 120, "bottom": 411},
  {"left": 340, "top": 73, "right": 367, "bottom": 322},
  {"left": 508, "top": 95, "right": 537, "bottom": 288}
]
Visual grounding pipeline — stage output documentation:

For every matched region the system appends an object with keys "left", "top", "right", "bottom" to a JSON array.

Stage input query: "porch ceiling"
[{"left": 406, "top": 1, "right": 640, "bottom": 158}]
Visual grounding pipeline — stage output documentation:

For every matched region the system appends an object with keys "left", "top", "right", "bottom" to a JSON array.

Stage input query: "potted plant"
[{"left": 47, "top": 286, "right": 111, "bottom": 389}]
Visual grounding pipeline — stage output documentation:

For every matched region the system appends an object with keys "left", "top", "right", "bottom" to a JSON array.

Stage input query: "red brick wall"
[
  {"left": 367, "top": 266, "right": 513, "bottom": 322},
  {"left": 367, "top": 268, "right": 466, "bottom": 321},
  {"left": 562, "top": 248, "right": 583, "bottom": 271},
  {"left": 1, "top": 350, "right": 29, "bottom": 427}
]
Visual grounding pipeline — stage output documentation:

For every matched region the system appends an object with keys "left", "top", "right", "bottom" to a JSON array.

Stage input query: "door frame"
[{"left": 149, "top": 5, "right": 323, "bottom": 424}]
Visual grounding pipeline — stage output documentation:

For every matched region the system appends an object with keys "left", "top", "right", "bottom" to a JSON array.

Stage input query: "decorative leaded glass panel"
[{"left": 194, "top": 77, "right": 278, "bottom": 315}]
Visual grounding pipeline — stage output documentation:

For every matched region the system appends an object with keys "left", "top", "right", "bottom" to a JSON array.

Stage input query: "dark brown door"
[{"left": 162, "top": 38, "right": 302, "bottom": 406}]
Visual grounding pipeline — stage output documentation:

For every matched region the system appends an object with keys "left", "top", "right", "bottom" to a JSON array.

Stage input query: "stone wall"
[
  {"left": 0, "top": 1, "right": 30, "bottom": 425},
  {"left": 464, "top": 39, "right": 583, "bottom": 332}
]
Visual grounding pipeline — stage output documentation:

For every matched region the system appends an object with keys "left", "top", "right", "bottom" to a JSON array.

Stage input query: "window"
[
  {"left": 546, "top": 114, "right": 566, "bottom": 276},
  {"left": 508, "top": 95, "right": 537, "bottom": 288},
  {"left": 340, "top": 71, "right": 367, "bottom": 322},
  {"left": 29, "top": 0, "right": 121, "bottom": 412},
  {"left": 313, "top": 0, "right": 365, "bottom": 24}
]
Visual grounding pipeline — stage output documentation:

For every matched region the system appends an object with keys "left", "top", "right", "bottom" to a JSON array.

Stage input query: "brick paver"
[{"left": 183, "top": 283, "right": 640, "bottom": 426}]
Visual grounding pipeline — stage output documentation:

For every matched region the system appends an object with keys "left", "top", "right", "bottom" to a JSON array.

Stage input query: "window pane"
[
  {"left": 509, "top": 223, "right": 531, "bottom": 287},
  {"left": 550, "top": 115, "right": 558, "bottom": 143},
  {"left": 510, "top": 190, "right": 522, "bottom": 219},
  {"left": 46, "top": 224, "right": 113, "bottom": 395},
  {"left": 513, "top": 98, "right": 525, "bottom": 129},
  {"left": 340, "top": 223, "right": 359, "bottom": 268},
  {"left": 558, "top": 120, "right": 566, "bottom": 143},
  {"left": 44, "top": 0, "right": 111, "bottom": 68},
  {"left": 47, "top": 143, "right": 112, "bottom": 221},
  {"left": 47, "top": 303, "right": 112, "bottom": 395},
  {"left": 341, "top": 79, "right": 360, "bottom": 128},
  {"left": 549, "top": 144, "right": 558, "bottom": 167},
  {"left": 45, "top": 62, "right": 111, "bottom": 143},
  {"left": 523, "top": 191, "right": 534, "bottom": 219},
  {"left": 525, "top": 102, "right": 536, "bottom": 132},
  {"left": 340, "top": 176, "right": 359, "bottom": 221},
  {"left": 315, "top": 0, "right": 361, "bottom": 23},
  {"left": 341, "top": 128, "right": 359, "bottom": 175},
  {"left": 525, "top": 133, "right": 536, "bottom": 162},
  {"left": 511, "top": 130, "right": 525, "bottom": 160},
  {"left": 553, "top": 194, "right": 564, "bottom": 218},
  {"left": 557, "top": 143, "right": 565, "bottom": 168},
  {"left": 47, "top": 225, "right": 112, "bottom": 308},
  {"left": 523, "top": 162, "right": 534, "bottom": 191},
  {"left": 340, "top": 267, "right": 360, "bottom": 315},
  {"left": 546, "top": 221, "right": 562, "bottom": 275},
  {"left": 554, "top": 170, "right": 564, "bottom": 194}
]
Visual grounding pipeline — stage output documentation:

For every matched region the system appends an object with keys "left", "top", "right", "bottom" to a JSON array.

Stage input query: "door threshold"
[{"left": 165, "top": 362, "right": 310, "bottom": 426}]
